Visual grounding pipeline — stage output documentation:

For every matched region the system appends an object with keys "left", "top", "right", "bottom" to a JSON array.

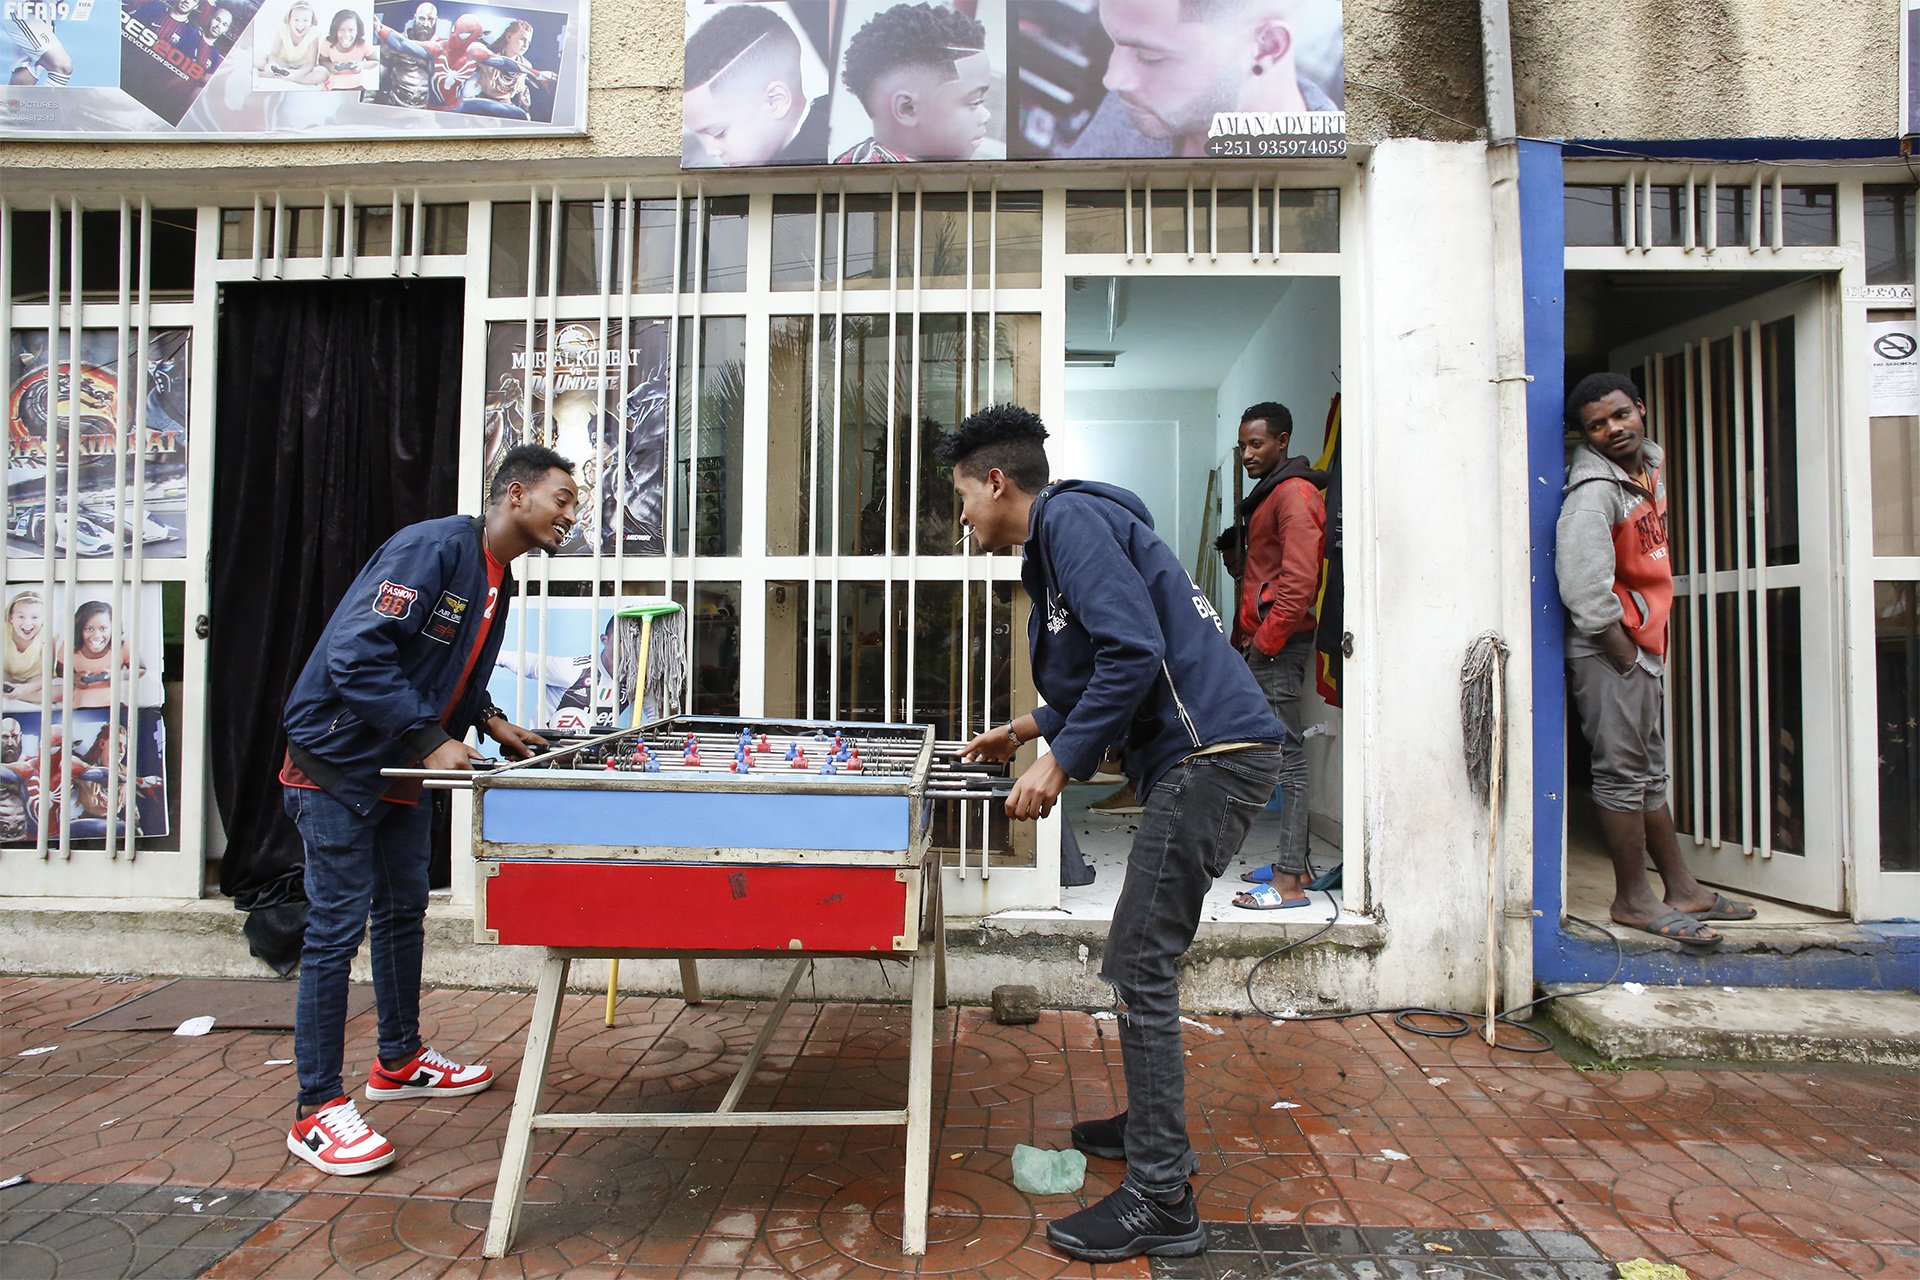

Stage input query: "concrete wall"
[
  {"left": 1349, "top": 137, "right": 1504, "bottom": 1011},
  {"left": 1, "top": 0, "right": 1896, "bottom": 178}
]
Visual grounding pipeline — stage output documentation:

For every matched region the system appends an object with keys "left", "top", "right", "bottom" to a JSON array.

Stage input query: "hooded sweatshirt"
[
  {"left": 1236, "top": 456, "right": 1328, "bottom": 656},
  {"left": 1022, "top": 481, "right": 1284, "bottom": 796},
  {"left": 1555, "top": 439, "right": 1671, "bottom": 662}
]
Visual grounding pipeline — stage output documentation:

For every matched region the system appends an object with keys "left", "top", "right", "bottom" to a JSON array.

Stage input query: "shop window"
[
  {"left": 1875, "top": 582, "right": 1920, "bottom": 873},
  {"left": 675, "top": 317, "right": 745, "bottom": 557},
  {"left": 490, "top": 198, "right": 671, "bottom": 297},
  {"left": 1873, "top": 412, "right": 1920, "bottom": 557},
  {"left": 9, "top": 207, "right": 195, "bottom": 303},
  {"left": 1564, "top": 185, "right": 1623, "bottom": 247},
  {"left": 219, "top": 201, "right": 465, "bottom": 264},
  {"left": 1259, "top": 188, "right": 1339, "bottom": 253},
  {"left": 1065, "top": 190, "right": 1125, "bottom": 253},
  {"left": 679, "top": 580, "right": 741, "bottom": 715},
  {"left": 1769, "top": 184, "right": 1837, "bottom": 247},
  {"left": 681, "top": 195, "right": 749, "bottom": 294},
  {"left": 1865, "top": 185, "right": 1916, "bottom": 286}
]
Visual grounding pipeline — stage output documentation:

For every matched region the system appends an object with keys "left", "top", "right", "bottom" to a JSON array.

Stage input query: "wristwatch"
[
  {"left": 479, "top": 703, "right": 508, "bottom": 727},
  {"left": 1005, "top": 724, "right": 1022, "bottom": 750}
]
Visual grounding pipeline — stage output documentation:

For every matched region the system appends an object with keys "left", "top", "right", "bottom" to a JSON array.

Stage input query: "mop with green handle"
[{"left": 606, "top": 598, "right": 685, "bottom": 1026}]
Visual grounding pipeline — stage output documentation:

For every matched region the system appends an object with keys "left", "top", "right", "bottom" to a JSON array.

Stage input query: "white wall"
[
  {"left": 1352, "top": 138, "right": 1509, "bottom": 1011},
  {"left": 1214, "top": 278, "right": 1344, "bottom": 837},
  {"left": 1059, "top": 389, "right": 1219, "bottom": 573}
]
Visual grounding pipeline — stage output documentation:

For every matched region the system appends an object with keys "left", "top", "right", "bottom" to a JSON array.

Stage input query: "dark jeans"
[
  {"left": 1246, "top": 634, "right": 1314, "bottom": 876},
  {"left": 285, "top": 784, "right": 434, "bottom": 1107},
  {"left": 1102, "top": 745, "right": 1283, "bottom": 1195}
]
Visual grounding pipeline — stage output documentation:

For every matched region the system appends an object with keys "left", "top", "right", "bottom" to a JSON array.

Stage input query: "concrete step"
[
  {"left": 0, "top": 896, "right": 1383, "bottom": 1014},
  {"left": 1546, "top": 982, "right": 1920, "bottom": 1066}
]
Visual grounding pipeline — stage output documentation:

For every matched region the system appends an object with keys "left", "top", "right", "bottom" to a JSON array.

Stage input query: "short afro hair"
[
  {"left": 1240, "top": 400, "right": 1292, "bottom": 437},
  {"left": 840, "top": 2, "right": 985, "bottom": 110},
  {"left": 489, "top": 443, "right": 576, "bottom": 501},
  {"left": 685, "top": 3, "right": 802, "bottom": 94},
  {"left": 1565, "top": 372, "right": 1642, "bottom": 430},
  {"left": 938, "top": 403, "right": 1050, "bottom": 493}
]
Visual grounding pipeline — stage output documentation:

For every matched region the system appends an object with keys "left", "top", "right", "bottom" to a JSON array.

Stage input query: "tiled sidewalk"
[{"left": 2, "top": 974, "right": 1918, "bottom": 1279}]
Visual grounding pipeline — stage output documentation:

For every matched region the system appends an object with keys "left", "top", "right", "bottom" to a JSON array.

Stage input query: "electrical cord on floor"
[{"left": 1244, "top": 911, "right": 1626, "bottom": 1054}]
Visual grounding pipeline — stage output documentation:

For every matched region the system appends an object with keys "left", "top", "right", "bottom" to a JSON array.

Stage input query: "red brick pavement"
[{"left": 2, "top": 973, "right": 1918, "bottom": 1278}]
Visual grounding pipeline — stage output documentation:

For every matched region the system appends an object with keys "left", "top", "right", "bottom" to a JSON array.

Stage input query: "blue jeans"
[
  {"left": 285, "top": 784, "right": 433, "bottom": 1107},
  {"left": 1246, "top": 635, "right": 1314, "bottom": 876},
  {"left": 1102, "top": 746, "right": 1282, "bottom": 1195}
]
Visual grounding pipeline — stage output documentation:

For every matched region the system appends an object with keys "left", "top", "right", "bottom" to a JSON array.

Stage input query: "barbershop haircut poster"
[
  {"left": 0, "top": 0, "right": 585, "bottom": 136},
  {"left": 482, "top": 321, "right": 671, "bottom": 558},
  {"left": 486, "top": 597, "right": 670, "bottom": 733},
  {"left": 680, "top": 0, "right": 1343, "bottom": 168},
  {"left": 6, "top": 329, "right": 190, "bottom": 560}
]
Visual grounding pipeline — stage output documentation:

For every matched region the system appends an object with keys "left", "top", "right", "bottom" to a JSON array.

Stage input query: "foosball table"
[{"left": 391, "top": 715, "right": 1009, "bottom": 1257}]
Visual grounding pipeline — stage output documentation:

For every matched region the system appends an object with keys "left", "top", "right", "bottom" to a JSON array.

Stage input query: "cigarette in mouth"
[{"left": 955, "top": 527, "right": 972, "bottom": 547}]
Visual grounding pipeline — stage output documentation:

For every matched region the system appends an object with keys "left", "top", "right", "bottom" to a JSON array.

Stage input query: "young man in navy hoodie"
[
  {"left": 947, "top": 404, "right": 1284, "bottom": 1263},
  {"left": 280, "top": 444, "right": 577, "bottom": 1177}
]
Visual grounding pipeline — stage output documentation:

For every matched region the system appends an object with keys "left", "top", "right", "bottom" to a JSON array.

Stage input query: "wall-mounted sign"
[
  {"left": 0, "top": 0, "right": 587, "bottom": 138},
  {"left": 680, "top": 0, "right": 1345, "bottom": 169}
]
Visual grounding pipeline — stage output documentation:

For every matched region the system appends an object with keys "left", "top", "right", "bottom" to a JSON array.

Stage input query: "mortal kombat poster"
[
  {"left": 482, "top": 320, "right": 670, "bottom": 558},
  {"left": 6, "top": 329, "right": 190, "bottom": 560}
]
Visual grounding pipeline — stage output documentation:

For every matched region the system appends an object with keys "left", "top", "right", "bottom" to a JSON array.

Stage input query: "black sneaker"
[
  {"left": 1045, "top": 1182, "right": 1205, "bottom": 1262},
  {"left": 1070, "top": 1110, "right": 1126, "bottom": 1160}
]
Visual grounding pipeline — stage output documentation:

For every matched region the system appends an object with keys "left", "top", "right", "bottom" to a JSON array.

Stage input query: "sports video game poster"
[
  {"left": 6, "top": 329, "right": 190, "bottom": 561},
  {"left": 0, "top": 0, "right": 585, "bottom": 136},
  {"left": 679, "top": 0, "right": 1343, "bottom": 169},
  {"left": 482, "top": 320, "right": 670, "bottom": 559},
  {"left": 0, "top": 581, "right": 169, "bottom": 843},
  {"left": 486, "top": 597, "right": 672, "bottom": 734}
]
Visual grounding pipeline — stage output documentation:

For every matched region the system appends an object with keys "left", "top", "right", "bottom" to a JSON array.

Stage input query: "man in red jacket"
[{"left": 1231, "top": 401, "right": 1326, "bottom": 910}]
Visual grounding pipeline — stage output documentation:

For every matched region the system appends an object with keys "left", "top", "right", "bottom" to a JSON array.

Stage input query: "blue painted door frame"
[{"left": 1517, "top": 140, "right": 1920, "bottom": 990}]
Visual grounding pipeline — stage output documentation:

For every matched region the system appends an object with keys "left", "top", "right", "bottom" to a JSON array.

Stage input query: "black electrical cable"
[{"left": 1244, "top": 911, "right": 1627, "bottom": 1054}]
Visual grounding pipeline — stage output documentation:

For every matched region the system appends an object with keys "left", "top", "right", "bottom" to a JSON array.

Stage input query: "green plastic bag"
[{"left": 1010, "top": 1143, "right": 1087, "bottom": 1195}]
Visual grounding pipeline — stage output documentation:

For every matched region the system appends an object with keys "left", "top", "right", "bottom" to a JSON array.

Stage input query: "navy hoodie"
[
  {"left": 283, "top": 515, "right": 517, "bottom": 815},
  {"left": 1022, "top": 481, "right": 1284, "bottom": 795}
]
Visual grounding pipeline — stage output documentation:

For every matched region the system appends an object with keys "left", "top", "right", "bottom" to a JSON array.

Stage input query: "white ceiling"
[{"left": 1063, "top": 276, "right": 1297, "bottom": 392}]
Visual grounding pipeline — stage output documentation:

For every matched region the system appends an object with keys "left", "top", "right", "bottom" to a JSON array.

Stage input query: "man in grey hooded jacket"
[{"left": 1556, "top": 372, "right": 1753, "bottom": 949}]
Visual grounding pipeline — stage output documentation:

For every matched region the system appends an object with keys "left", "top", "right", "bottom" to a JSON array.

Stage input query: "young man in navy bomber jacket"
[
  {"left": 948, "top": 404, "right": 1285, "bottom": 1264},
  {"left": 279, "top": 444, "right": 577, "bottom": 1176}
]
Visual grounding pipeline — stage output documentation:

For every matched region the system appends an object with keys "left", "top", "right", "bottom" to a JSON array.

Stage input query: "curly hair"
[
  {"left": 840, "top": 2, "right": 985, "bottom": 110},
  {"left": 1565, "top": 371, "right": 1642, "bottom": 430},
  {"left": 937, "top": 403, "right": 1049, "bottom": 492},
  {"left": 1239, "top": 400, "right": 1292, "bottom": 436}
]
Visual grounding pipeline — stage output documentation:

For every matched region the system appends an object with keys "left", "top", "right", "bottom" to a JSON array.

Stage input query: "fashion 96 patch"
[
  {"left": 373, "top": 581, "right": 420, "bottom": 620},
  {"left": 423, "top": 591, "right": 471, "bottom": 645}
]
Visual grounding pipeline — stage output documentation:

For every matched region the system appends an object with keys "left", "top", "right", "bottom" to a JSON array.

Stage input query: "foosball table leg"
[
  {"left": 678, "top": 957, "right": 703, "bottom": 1005},
  {"left": 900, "top": 946, "right": 937, "bottom": 1256},
  {"left": 485, "top": 951, "right": 571, "bottom": 1258},
  {"left": 604, "top": 960, "right": 620, "bottom": 1027}
]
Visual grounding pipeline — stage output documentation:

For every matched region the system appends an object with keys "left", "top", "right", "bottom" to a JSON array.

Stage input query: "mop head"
[
  {"left": 614, "top": 600, "right": 688, "bottom": 722},
  {"left": 1460, "top": 630, "right": 1509, "bottom": 801}
]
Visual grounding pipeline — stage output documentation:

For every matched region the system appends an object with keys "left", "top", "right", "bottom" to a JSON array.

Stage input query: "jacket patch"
[
  {"left": 373, "top": 581, "right": 419, "bottom": 620},
  {"left": 423, "top": 591, "right": 470, "bottom": 645}
]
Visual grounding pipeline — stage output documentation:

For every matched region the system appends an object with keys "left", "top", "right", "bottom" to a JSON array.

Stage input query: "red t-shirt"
[{"left": 281, "top": 548, "right": 507, "bottom": 804}]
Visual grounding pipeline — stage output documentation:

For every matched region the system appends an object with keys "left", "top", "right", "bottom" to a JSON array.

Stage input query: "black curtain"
[{"left": 211, "top": 280, "right": 464, "bottom": 973}]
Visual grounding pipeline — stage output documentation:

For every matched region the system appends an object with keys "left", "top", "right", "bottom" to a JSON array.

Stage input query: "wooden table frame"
[{"left": 482, "top": 871, "right": 947, "bottom": 1258}]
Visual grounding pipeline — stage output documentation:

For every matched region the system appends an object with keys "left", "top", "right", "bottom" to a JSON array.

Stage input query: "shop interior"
[{"left": 1039, "top": 274, "right": 1347, "bottom": 923}]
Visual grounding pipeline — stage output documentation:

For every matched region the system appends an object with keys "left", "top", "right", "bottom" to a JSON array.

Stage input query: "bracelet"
[
  {"left": 479, "top": 703, "right": 508, "bottom": 726},
  {"left": 1005, "top": 724, "right": 1021, "bottom": 750}
]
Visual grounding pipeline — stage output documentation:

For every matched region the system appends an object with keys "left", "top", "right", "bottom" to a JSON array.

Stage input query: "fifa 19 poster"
[
  {"left": 482, "top": 320, "right": 672, "bottom": 559},
  {"left": 679, "top": 0, "right": 1344, "bottom": 169},
  {"left": 0, "top": 0, "right": 586, "bottom": 136},
  {"left": 5, "top": 329, "right": 190, "bottom": 561}
]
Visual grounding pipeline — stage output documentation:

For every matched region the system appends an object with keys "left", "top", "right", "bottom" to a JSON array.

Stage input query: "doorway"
[{"left": 1053, "top": 274, "right": 1346, "bottom": 921}]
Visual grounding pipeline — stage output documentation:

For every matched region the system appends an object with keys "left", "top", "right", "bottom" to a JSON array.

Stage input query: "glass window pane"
[
  {"left": 682, "top": 195, "right": 748, "bottom": 293},
  {"left": 1763, "top": 184, "right": 1838, "bottom": 247},
  {"left": 918, "top": 192, "right": 970, "bottom": 289},
  {"left": 1759, "top": 318, "right": 1800, "bottom": 565},
  {"left": 764, "top": 580, "right": 812, "bottom": 719},
  {"left": 631, "top": 198, "right": 678, "bottom": 293},
  {"left": 8, "top": 208, "right": 193, "bottom": 303},
  {"left": 841, "top": 194, "right": 897, "bottom": 290},
  {"left": 423, "top": 204, "right": 468, "bottom": 256},
  {"left": 990, "top": 191, "right": 1042, "bottom": 287},
  {"left": 831, "top": 314, "right": 896, "bottom": 555},
  {"left": 1065, "top": 190, "right": 1125, "bottom": 253},
  {"left": 1260, "top": 188, "right": 1340, "bottom": 253},
  {"left": 1865, "top": 185, "right": 1916, "bottom": 287},
  {"left": 679, "top": 580, "right": 740, "bottom": 715},
  {"left": 555, "top": 200, "right": 616, "bottom": 295},
  {"left": 1872, "top": 416, "right": 1920, "bottom": 556},
  {"left": 1213, "top": 188, "right": 1255, "bottom": 253},
  {"left": 1766, "top": 585, "right": 1805, "bottom": 855},
  {"left": 767, "top": 316, "right": 821, "bottom": 554},
  {"left": 772, "top": 194, "right": 821, "bottom": 290},
  {"left": 490, "top": 201, "right": 541, "bottom": 297},
  {"left": 675, "top": 317, "right": 746, "bottom": 556},
  {"left": 1147, "top": 188, "right": 1184, "bottom": 253},
  {"left": 1565, "top": 185, "right": 1623, "bottom": 247},
  {"left": 1874, "top": 581, "right": 1920, "bottom": 872}
]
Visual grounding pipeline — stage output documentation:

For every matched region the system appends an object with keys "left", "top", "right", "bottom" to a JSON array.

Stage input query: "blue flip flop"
[
  {"left": 1234, "top": 883, "right": 1313, "bottom": 911},
  {"left": 1240, "top": 864, "right": 1277, "bottom": 884}
]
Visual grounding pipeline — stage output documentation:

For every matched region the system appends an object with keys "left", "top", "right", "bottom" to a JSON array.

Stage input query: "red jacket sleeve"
[{"left": 1250, "top": 479, "right": 1327, "bottom": 656}]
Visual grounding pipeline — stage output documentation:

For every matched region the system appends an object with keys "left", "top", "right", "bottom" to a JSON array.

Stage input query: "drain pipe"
[{"left": 1479, "top": 0, "right": 1537, "bottom": 1021}]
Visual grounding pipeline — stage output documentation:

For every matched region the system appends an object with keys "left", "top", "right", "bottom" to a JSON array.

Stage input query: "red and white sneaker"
[
  {"left": 287, "top": 1097, "right": 396, "bottom": 1175},
  {"left": 364, "top": 1046, "right": 495, "bottom": 1100}
]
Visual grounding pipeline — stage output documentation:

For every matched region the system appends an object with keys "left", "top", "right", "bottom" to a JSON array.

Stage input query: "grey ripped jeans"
[
  {"left": 1246, "top": 633, "right": 1314, "bottom": 876},
  {"left": 1100, "top": 745, "right": 1283, "bottom": 1194}
]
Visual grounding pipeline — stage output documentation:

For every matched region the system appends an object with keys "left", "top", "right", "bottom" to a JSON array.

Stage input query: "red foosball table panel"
[{"left": 477, "top": 859, "right": 918, "bottom": 953}]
